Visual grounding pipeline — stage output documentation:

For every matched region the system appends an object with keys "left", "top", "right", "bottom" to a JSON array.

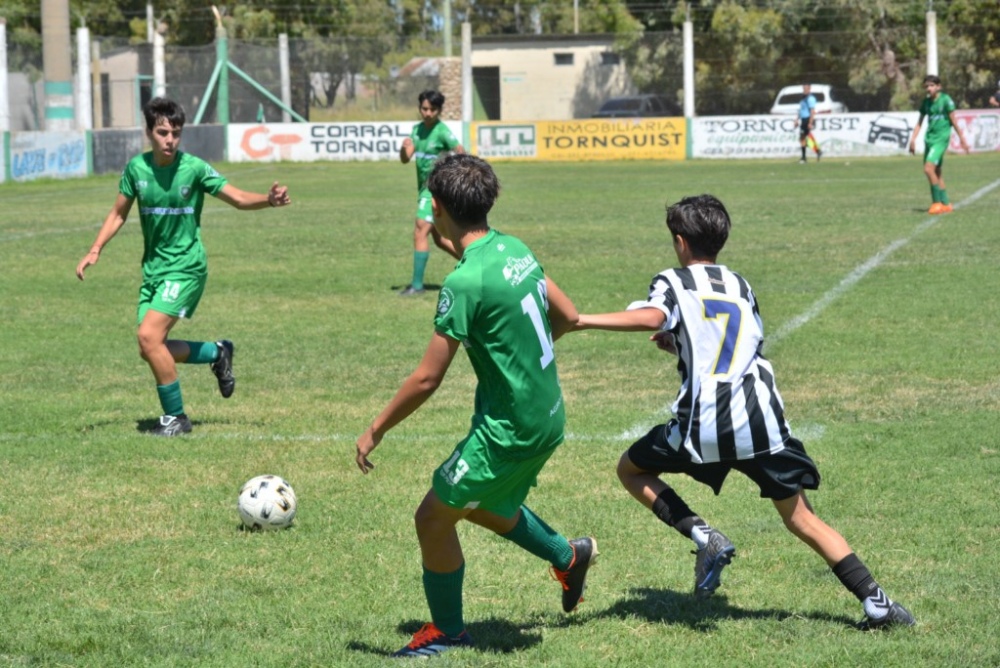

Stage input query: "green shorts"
[
  {"left": 415, "top": 188, "right": 435, "bottom": 224},
  {"left": 432, "top": 430, "right": 560, "bottom": 518},
  {"left": 924, "top": 141, "right": 948, "bottom": 167},
  {"left": 137, "top": 274, "right": 206, "bottom": 325}
]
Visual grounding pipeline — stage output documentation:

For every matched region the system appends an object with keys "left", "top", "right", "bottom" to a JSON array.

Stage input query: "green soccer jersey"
[
  {"left": 434, "top": 229, "right": 566, "bottom": 458},
  {"left": 410, "top": 121, "right": 460, "bottom": 191},
  {"left": 919, "top": 93, "right": 957, "bottom": 146},
  {"left": 119, "top": 151, "right": 228, "bottom": 281}
]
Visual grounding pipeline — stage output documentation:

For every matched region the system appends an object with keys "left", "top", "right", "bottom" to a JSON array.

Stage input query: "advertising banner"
[
  {"left": 692, "top": 112, "right": 925, "bottom": 159},
  {"left": 473, "top": 123, "right": 540, "bottom": 160},
  {"left": 8, "top": 131, "right": 87, "bottom": 181},
  {"left": 474, "top": 118, "right": 686, "bottom": 162},
  {"left": 227, "top": 121, "right": 463, "bottom": 163},
  {"left": 1, "top": 132, "right": 6, "bottom": 183},
  {"left": 953, "top": 110, "right": 1000, "bottom": 153}
]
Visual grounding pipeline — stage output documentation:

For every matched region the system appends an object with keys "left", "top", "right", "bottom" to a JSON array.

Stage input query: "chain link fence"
[{"left": 3, "top": 28, "right": 992, "bottom": 131}]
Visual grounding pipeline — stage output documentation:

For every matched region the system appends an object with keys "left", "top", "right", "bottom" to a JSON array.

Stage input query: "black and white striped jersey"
[{"left": 627, "top": 264, "right": 792, "bottom": 463}]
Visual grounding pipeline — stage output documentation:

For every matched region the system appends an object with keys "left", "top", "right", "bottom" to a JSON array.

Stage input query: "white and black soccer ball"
[{"left": 237, "top": 474, "right": 297, "bottom": 531}]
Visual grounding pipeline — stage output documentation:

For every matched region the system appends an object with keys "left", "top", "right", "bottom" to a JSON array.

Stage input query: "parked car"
[
  {"left": 592, "top": 94, "right": 681, "bottom": 118},
  {"left": 769, "top": 84, "right": 847, "bottom": 115}
]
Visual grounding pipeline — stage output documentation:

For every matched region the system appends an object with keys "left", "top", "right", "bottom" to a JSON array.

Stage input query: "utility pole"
[
  {"left": 41, "top": 0, "right": 74, "bottom": 130},
  {"left": 925, "top": 1, "right": 938, "bottom": 76}
]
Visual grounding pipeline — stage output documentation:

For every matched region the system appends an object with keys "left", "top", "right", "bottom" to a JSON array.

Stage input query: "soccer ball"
[{"left": 237, "top": 474, "right": 297, "bottom": 531}]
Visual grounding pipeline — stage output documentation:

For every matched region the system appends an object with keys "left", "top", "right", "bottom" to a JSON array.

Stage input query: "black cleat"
[
  {"left": 694, "top": 530, "right": 735, "bottom": 597},
  {"left": 151, "top": 414, "right": 192, "bottom": 436},
  {"left": 816, "top": 149, "right": 823, "bottom": 162},
  {"left": 550, "top": 537, "right": 598, "bottom": 612},
  {"left": 392, "top": 623, "right": 473, "bottom": 658},
  {"left": 857, "top": 601, "right": 916, "bottom": 631},
  {"left": 211, "top": 340, "right": 235, "bottom": 398},
  {"left": 398, "top": 285, "right": 426, "bottom": 296}
]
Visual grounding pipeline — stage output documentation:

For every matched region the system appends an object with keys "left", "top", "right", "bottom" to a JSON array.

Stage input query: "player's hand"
[
  {"left": 402, "top": 138, "right": 413, "bottom": 149},
  {"left": 268, "top": 182, "right": 291, "bottom": 207},
  {"left": 650, "top": 330, "right": 677, "bottom": 355},
  {"left": 908, "top": 142, "right": 916, "bottom": 155},
  {"left": 355, "top": 427, "right": 380, "bottom": 474},
  {"left": 75, "top": 251, "right": 98, "bottom": 280}
]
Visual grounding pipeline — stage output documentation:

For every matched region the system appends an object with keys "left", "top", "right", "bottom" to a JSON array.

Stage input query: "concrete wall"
[{"left": 472, "top": 37, "right": 632, "bottom": 121}]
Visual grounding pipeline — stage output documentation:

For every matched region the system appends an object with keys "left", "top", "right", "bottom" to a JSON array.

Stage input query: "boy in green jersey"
[
  {"left": 908, "top": 75, "right": 969, "bottom": 215},
  {"left": 356, "top": 154, "right": 597, "bottom": 658},
  {"left": 397, "top": 90, "right": 463, "bottom": 296},
  {"left": 76, "top": 97, "right": 291, "bottom": 436}
]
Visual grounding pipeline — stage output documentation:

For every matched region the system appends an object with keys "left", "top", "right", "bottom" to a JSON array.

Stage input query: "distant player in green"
[
  {"left": 398, "top": 90, "right": 463, "bottom": 296},
  {"left": 356, "top": 154, "right": 597, "bottom": 658},
  {"left": 908, "top": 75, "right": 969, "bottom": 215},
  {"left": 76, "top": 97, "right": 291, "bottom": 437}
]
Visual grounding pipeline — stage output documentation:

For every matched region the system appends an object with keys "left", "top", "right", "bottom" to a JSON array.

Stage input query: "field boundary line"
[{"left": 766, "top": 177, "right": 1000, "bottom": 350}]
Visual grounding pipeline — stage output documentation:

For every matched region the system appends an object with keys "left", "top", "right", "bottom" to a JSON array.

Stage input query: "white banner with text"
[{"left": 226, "top": 121, "right": 464, "bottom": 163}]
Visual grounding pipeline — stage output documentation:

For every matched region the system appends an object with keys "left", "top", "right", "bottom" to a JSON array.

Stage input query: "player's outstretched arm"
[
  {"left": 575, "top": 307, "right": 666, "bottom": 333},
  {"left": 355, "top": 332, "right": 460, "bottom": 474},
  {"left": 76, "top": 194, "right": 133, "bottom": 280},
  {"left": 545, "top": 275, "right": 579, "bottom": 342},
  {"left": 216, "top": 181, "right": 291, "bottom": 210}
]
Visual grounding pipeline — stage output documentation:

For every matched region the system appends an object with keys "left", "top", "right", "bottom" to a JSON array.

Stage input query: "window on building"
[
  {"left": 554, "top": 53, "right": 574, "bottom": 66},
  {"left": 600, "top": 52, "right": 621, "bottom": 66}
]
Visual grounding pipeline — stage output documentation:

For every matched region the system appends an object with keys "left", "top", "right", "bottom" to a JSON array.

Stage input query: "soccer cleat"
[
  {"left": 693, "top": 530, "right": 735, "bottom": 597},
  {"left": 928, "top": 203, "right": 945, "bottom": 215},
  {"left": 938, "top": 203, "right": 954, "bottom": 214},
  {"left": 151, "top": 414, "right": 192, "bottom": 437},
  {"left": 857, "top": 601, "right": 916, "bottom": 631},
  {"left": 550, "top": 537, "right": 599, "bottom": 612},
  {"left": 391, "top": 622, "right": 473, "bottom": 658},
  {"left": 816, "top": 149, "right": 823, "bottom": 162},
  {"left": 798, "top": 158, "right": 806, "bottom": 164},
  {"left": 211, "top": 340, "right": 235, "bottom": 398},
  {"left": 398, "top": 285, "right": 426, "bottom": 296}
]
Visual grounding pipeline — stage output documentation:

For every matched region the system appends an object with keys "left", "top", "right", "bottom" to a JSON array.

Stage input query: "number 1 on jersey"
[{"left": 521, "top": 280, "right": 555, "bottom": 370}]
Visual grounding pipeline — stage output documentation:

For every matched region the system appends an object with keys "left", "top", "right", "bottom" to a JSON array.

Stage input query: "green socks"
[
  {"left": 156, "top": 380, "right": 184, "bottom": 417},
  {"left": 930, "top": 185, "right": 950, "bottom": 206},
  {"left": 180, "top": 341, "right": 220, "bottom": 364},
  {"left": 499, "top": 505, "right": 574, "bottom": 570},
  {"left": 411, "top": 251, "right": 430, "bottom": 290},
  {"left": 423, "top": 563, "right": 465, "bottom": 638}
]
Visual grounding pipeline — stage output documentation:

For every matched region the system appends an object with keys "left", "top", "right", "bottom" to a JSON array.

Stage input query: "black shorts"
[
  {"left": 799, "top": 118, "right": 812, "bottom": 138},
  {"left": 626, "top": 421, "right": 821, "bottom": 501}
]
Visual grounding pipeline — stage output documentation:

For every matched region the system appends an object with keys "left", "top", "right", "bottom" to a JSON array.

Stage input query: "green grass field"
[{"left": 2, "top": 153, "right": 999, "bottom": 667}]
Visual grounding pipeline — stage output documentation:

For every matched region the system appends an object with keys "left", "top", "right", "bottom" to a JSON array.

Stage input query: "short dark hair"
[
  {"left": 427, "top": 154, "right": 499, "bottom": 227},
  {"left": 666, "top": 194, "right": 731, "bottom": 259},
  {"left": 923, "top": 74, "right": 942, "bottom": 86},
  {"left": 143, "top": 97, "right": 185, "bottom": 131},
  {"left": 418, "top": 90, "right": 446, "bottom": 110}
]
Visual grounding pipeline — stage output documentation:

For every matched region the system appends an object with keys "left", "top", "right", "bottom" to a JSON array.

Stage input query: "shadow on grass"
[
  {"left": 135, "top": 417, "right": 200, "bottom": 434},
  {"left": 390, "top": 282, "right": 442, "bottom": 293},
  {"left": 585, "top": 586, "right": 857, "bottom": 631},
  {"left": 345, "top": 617, "right": 543, "bottom": 657},
  {"left": 344, "top": 589, "right": 860, "bottom": 657}
]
